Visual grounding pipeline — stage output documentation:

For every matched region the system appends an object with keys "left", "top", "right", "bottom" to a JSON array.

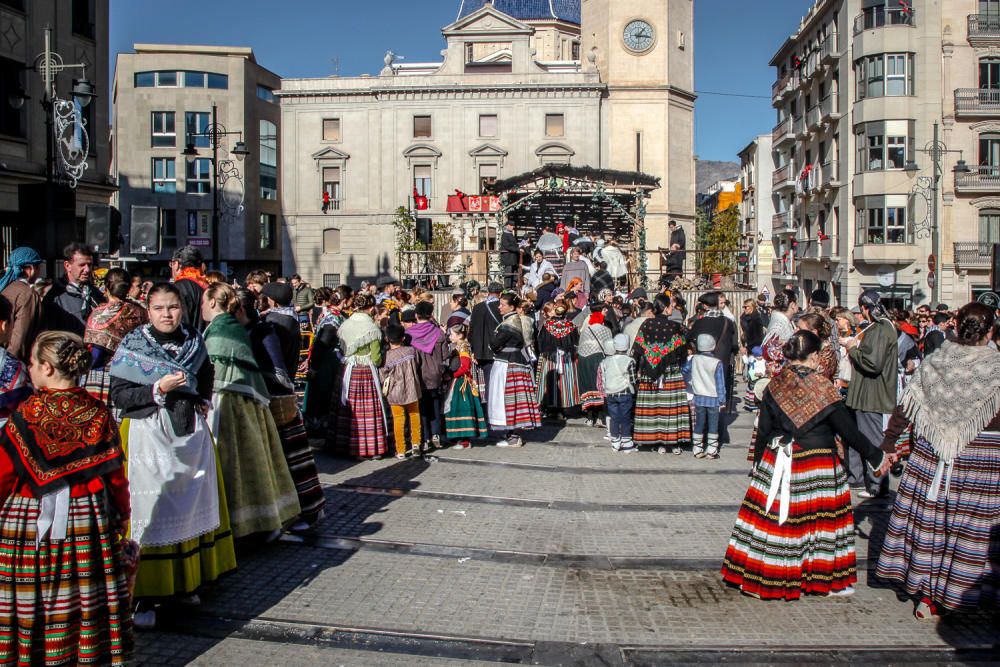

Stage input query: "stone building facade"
[
  {"left": 112, "top": 44, "right": 281, "bottom": 277},
  {"left": 278, "top": 0, "right": 695, "bottom": 287},
  {"left": 0, "top": 0, "right": 113, "bottom": 268}
]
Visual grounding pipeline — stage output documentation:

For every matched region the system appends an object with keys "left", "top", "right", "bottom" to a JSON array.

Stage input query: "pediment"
[
  {"left": 443, "top": 5, "right": 533, "bottom": 36},
  {"left": 403, "top": 144, "right": 443, "bottom": 159},
  {"left": 312, "top": 146, "right": 351, "bottom": 160},
  {"left": 970, "top": 196, "right": 1000, "bottom": 209},
  {"left": 970, "top": 121, "right": 1000, "bottom": 133},
  {"left": 469, "top": 143, "right": 509, "bottom": 158},
  {"left": 535, "top": 142, "right": 575, "bottom": 157}
]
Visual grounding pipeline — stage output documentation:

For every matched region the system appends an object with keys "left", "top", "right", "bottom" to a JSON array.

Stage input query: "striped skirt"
[
  {"left": 490, "top": 360, "right": 541, "bottom": 432},
  {"left": 875, "top": 433, "right": 1000, "bottom": 612},
  {"left": 0, "top": 494, "right": 132, "bottom": 666},
  {"left": 633, "top": 368, "right": 692, "bottom": 447},
  {"left": 273, "top": 404, "right": 327, "bottom": 528},
  {"left": 721, "top": 444, "right": 858, "bottom": 600},
  {"left": 578, "top": 353, "right": 605, "bottom": 411},
  {"left": 536, "top": 354, "right": 581, "bottom": 410},
  {"left": 444, "top": 377, "right": 489, "bottom": 441},
  {"left": 335, "top": 364, "right": 388, "bottom": 458},
  {"left": 83, "top": 367, "right": 112, "bottom": 407}
]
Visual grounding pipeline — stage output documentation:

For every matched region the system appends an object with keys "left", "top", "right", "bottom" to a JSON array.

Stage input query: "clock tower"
[{"left": 581, "top": 0, "right": 695, "bottom": 267}]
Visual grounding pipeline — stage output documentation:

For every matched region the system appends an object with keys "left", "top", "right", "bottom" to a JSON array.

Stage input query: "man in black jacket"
[
  {"left": 42, "top": 242, "right": 106, "bottom": 336},
  {"left": 499, "top": 222, "right": 520, "bottom": 289},
  {"left": 261, "top": 281, "right": 301, "bottom": 376},
  {"left": 470, "top": 282, "right": 503, "bottom": 386},
  {"left": 668, "top": 220, "right": 686, "bottom": 250}
]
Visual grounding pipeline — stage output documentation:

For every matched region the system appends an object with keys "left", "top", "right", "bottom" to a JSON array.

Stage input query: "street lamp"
[
  {"left": 6, "top": 26, "right": 96, "bottom": 273},
  {"left": 906, "top": 122, "right": 969, "bottom": 305},
  {"left": 180, "top": 104, "right": 248, "bottom": 267}
]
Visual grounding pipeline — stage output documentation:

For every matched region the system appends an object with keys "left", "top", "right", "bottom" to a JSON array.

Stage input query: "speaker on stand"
[
  {"left": 130, "top": 206, "right": 161, "bottom": 255},
  {"left": 416, "top": 217, "right": 432, "bottom": 287},
  {"left": 85, "top": 205, "right": 120, "bottom": 254}
]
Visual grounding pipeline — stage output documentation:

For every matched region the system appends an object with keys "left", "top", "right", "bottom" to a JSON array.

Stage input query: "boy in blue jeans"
[
  {"left": 682, "top": 333, "right": 726, "bottom": 459},
  {"left": 599, "top": 334, "right": 637, "bottom": 453}
]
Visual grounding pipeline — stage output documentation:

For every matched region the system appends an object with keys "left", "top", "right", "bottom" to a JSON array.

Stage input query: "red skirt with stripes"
[{"left": 335, "top": 364, "right": 388, "bottom": 458}]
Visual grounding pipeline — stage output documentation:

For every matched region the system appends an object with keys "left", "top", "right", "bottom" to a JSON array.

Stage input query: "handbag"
[{"left": 472, "top": 361, "right": 487, "bottom": 398}]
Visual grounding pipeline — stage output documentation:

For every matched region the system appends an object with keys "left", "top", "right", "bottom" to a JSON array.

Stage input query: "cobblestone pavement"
[{"left": 135, "top": 399, "right": 1000, "bottom": 665}]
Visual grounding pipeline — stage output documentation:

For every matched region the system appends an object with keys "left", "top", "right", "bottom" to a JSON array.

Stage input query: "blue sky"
[{"left": 110, "top": 0, "right": 808, "bottom": 162}]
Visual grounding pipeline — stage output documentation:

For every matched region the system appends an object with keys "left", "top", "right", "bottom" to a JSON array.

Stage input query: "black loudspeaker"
[
  {"left": 992, "top": 244, "right": 1000, "bottom": 293},
  {"left": 416, "top": 217, "right": 432, "bottom": 246},
  {"left": 85, "top": 205, "right": 120, "bottom": 254},
  {"left": 130, "top": 206, "right": 160, "bottom": 255}
]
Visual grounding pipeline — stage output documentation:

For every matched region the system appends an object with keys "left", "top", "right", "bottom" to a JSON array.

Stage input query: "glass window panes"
[
  {"left": 134, "top": 72, "right": 155, "bottom": 88},
  {"left": 260, "top": 214, "right": 276, "bottom": 250},
  {"left": 887, "top": 136, "right": 906, "bottom": 168},
  {"left": 183, "top": 71, "right": 205, "bottom": 88},
  {"left": 867, "top": 135, "right": 884, "bottom": 170},
  {"left": 413, "top": 116, "right": 432, "bottom": 138},
  {"left": 257, "top": 85, "right": 275, "bottom": 102},
  {"left": 186, "top": 112, "right": 210, "bottom": 148},
  {"left": 545, "top": 113, "right": 565, "bottom": 137},
  {"left": 980, "top": 210, "right": 1000, "bottom": 244},
  {"left": 886, "top": 206, "right": 906, "bottom": 242},
  {"left": 157, "top": 71, "right": 177, "bottom": 87},
  {"left": 981, "top": 59, "right": 1000, "bottom": 90},
  {"left": 479, "top": 164, "right": 498, "bottom": 193},
  {"left": 161, "top": 209, "right": 177, "bottom": 247},
  {"left": 259, "top": 120, "right": 277, "bottom": 167},
  {"left": 0, "top": 56, "right": 25, "bottom": 138},
  {"left": 323, "top": 274, "right": 341, "bottom": 288},
  {"left": 151, "top": 111, "right": 175, "bottom": 147},
  {"left": 857, "top": 197, "right": 909, "bottom": 245},
  {"left": 152, "top": 158, "right": 176, "bottom": 194},
  {"left": 207, "top": 73, "right": 228, "bottom": 89},
  {"left": 414, "top": 165, "right": 432, "bottom": 199},
  {"left": 323, "top": 167, "right": 341, "bottom": 205},
  {"left": 479, "top": 114, "right": 498, "bottom": 137},
  {"left": 323, "top": 118, "right": 341, "bottom": 142},
  {"left": 186, "top": 158, "right": 212, "bottom": 194},
  {"left": 886, "top": 55, "right": 907, "bottom": 95}
]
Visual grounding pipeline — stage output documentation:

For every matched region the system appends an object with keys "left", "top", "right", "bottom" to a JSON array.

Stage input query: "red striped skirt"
[
  {"left": 336, "top": 364, "right": 388, "bottom": 458},
  {"left": 633, "top": 368, "right": 692, "bottom": 447},
  {"left": 722, "top": 444, "right": 858, "bottom": 600},
  {"left": 0, "top": 494, "right": 132, "bottom": 666}
]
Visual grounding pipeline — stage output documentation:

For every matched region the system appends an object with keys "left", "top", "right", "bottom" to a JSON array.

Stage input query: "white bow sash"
[{"left": 764, "top": 437, "right": 794, "bottom": 525}]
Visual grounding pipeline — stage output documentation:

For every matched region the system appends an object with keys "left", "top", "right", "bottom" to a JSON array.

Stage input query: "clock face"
[{"left": 623, "top": 19, "right": 655, "bottom": 53}]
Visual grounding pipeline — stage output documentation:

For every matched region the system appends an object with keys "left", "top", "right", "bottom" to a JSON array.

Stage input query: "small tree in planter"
[
  {"left": 392, "top": 206, "right": 424, "bottom": 283},
  {"left": 427, "top": 220, "right": 460, "bottom": 288},
  {"left": 702, "top": 204, "right": 740, "bottom": 288}
]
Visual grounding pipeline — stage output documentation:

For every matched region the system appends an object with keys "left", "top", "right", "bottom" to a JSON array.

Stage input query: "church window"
[
  {"left": 323, "top": 118, "right": 341, "bottom": 142},
  {"left": 414, "top": 116, "right": 432, "bottom": 139},
  {"left": 545, "top": 114, "right": 565, "bottom": 138}
]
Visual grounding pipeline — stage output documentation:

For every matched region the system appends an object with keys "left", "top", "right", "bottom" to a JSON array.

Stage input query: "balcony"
[
  {"left": 772, "top": 211, "right": 796, "bottom": 235},
  {"left": 798, "top": 236, "right": 837, "bottom": 261},
  {"left": 955, "top": 88, "right": 1000, "bottom": 117},
  {"left": 819, "top": 33, "right": 840, "bottom": 64},
  {"left": 792, "top": 115, "right": 806, "bottom": 139},
  {"left": 773, "top": 164, "right": 796, "bottom": 191},
  {"left": 955, "top": 164, "right": 1000, "bottom": 193},
  {"left": 807, "top": 104, "right": 822, "bottom": 131},
  {"left": 854, "top": 243, "right": 920, "bottom": 265},
  {"left": 821, "top": 161, "right": 842, "bottom": 189},
  {"left": 853, "top": 8, "right": 914, "bottom": 35},
  {"left": 954, "top": 241, "right": 993, "bottom": 267},
  {"left": 771, "top": 73, "right": 794, "bottom": 103},
  {"left": 773, "top": 118, "right": 794, "bottom": 147},
  {"left": 968, "top": 14, "right": 1000, "bottom": 47},
  {"left": 820, "top": 93, "right": 841, "bottom": 123}
]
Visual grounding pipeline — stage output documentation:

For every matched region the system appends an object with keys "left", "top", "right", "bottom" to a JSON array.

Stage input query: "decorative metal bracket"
[
  {"left": 52, "top": 98, "right": 89, "bottom": 188},
  {"left": 910, "top": 175, "right": 934, "bottom": 240}
]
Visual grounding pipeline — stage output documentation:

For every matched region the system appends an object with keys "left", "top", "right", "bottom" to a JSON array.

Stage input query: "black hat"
[
  {"left": 699, "top": 291, "right": 720, "bottom": 308},
  {"left": 261, "top": 282, "right": 293, "bottom": 306},
  {"left": 810, "top": 288, "right": 831, "bottom": 308},
  {"left": 936, "top": 303, "right": 950, "bottom": 312},
  {"left": 629, "top": 287, "right": 647, "bottom": 302},
  {"left": 400, "top": 309, "right": 417, "bottom": 323}
]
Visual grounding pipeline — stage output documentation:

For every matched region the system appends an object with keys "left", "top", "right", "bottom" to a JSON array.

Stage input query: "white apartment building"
[
  {"left": 769, "top": 0, "right": 965, "bottom": 309},
  {"left": 739, "top": 134, "right": 775, "bottom": 295}
]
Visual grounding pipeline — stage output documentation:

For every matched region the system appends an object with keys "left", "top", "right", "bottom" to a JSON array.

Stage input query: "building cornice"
[{"left": 277, "top": 82, "right": 606, "bottom": 102}]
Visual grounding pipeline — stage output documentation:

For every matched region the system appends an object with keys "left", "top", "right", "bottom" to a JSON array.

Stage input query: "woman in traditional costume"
[
  {"left": 236, "top": 288, "right": 326, "bottom": 532},
  {"left": 760, "top": 290, "right": 799, "bottom": 377},
  {"left": 336, "top": 293, "right": 388, "bottom": 459},
  {"left": 796, "top": 312, "right": 838, "bottom": 382},
  {"left": 201, "top": 283, "right": 300, "bottom": 539},
  {"left": 303, "top": 286, "right": 347, "bottom": 437},
  {"left": 536, "top": 226, "right": 565, "bottom": 279},
  {"left": 578, "top": 310, "right": 613, "bottom": 426},
  {"left": 722, "top": 331, "right": 889, "bottom": 600},
  {"left": 443, "top": 324, "right": 488, "bottom": 449},
  {"left": 84, "top": 268, "right": 147, "bottom": 406},
  {"left": 488, "top": 293, "right": 540, "bottom": 447},
  {"left": 0, "top": 332, "right": 132, "bottom": 665},
  {"left": 535, "top": 305, "right": 581, "bottom": 421},
  {"left": 631, "top": 293, "right": 692, "bottom": 453},
  {"left": 876, "top": 303, "right": 1000, "bottom": 619},
  {"left": 110, "top": 283, "right": 236, "bottom": 629}
]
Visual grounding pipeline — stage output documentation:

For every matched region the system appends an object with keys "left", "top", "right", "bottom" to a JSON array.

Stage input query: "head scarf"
[{"left": 0, "top": 247, "right": 42, "bottom": 293}]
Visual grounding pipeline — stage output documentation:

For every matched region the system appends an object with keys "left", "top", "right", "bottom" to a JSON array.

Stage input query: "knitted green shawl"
[{"left": 204, "top": 313, "right": 271, "bottom": 405}]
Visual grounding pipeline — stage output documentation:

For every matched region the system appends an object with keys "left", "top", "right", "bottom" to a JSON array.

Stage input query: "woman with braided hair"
[
  {"left": 876, "top": 302, "right": 1000, "bottom": 619},
  {"left": 0, "top": 331, "right": 133, "bottom": 663},
  {"left": 335, "top": 293, "right": 389, "bottom": 459}
]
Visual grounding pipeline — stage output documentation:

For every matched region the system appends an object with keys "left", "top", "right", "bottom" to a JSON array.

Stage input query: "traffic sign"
[
  {"left": 927, "top": 272, "right": 936, "bottom": 289},
  {"left": 928, "top": 254, "right": 937, "bottom": 273}
]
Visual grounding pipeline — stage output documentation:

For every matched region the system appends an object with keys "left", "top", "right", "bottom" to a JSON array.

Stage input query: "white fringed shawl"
[
  {"left": 338, "top": 312, "right": 381, "bottom": 358},
  {"left": 900, "top": 341, "right": 1000, "bottom": 461}
]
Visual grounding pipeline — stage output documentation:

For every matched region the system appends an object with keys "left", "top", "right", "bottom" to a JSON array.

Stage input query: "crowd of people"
[{"left": 0, "top": 232, "right": 995, "bottom": 664}]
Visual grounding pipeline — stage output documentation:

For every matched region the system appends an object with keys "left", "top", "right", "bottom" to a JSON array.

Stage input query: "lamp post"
[
  {"left": 904, "top": 122, "right": 970, "bottom": 305},
  {"left": 8, "top": 27, "right": 96, "bottom": 273},
  {"left": 181, "top": 104, "right": 248, "bottom": 268}
]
